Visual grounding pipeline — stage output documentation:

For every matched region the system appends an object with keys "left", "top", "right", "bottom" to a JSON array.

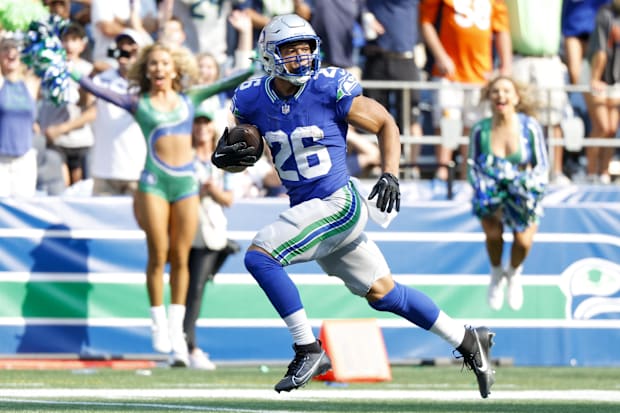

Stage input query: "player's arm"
[
  {"left": 346, "top": 95, "right": 400, "bottom": 176},
  {"left": 347, "top": 95, "right": 401, "bottom": 212},
  {"left": 211, "top": 126, "right": 257, "bottom": 169}
]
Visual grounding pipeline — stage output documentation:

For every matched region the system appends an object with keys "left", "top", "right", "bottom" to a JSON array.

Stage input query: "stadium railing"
[{"left": 359, "top": 79, "right": 620, "bottom": 199}]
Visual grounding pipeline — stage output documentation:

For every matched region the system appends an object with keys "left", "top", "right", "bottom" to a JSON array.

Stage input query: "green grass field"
[{"left": 1, "top": 365, "right": 619, "bottom": 412}]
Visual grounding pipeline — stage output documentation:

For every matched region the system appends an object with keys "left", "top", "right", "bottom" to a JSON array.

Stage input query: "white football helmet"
[{"left": 258, "top": 14, "right": 321, "bottom": 85}]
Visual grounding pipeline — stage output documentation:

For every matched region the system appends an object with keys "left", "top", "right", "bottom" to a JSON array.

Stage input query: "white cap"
[{"left": 115, "top": 29, "right": 153, "bottom": 48}]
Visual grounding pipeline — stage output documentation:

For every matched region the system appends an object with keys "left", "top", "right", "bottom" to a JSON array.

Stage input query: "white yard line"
[{"left": 0, "top": 388, "right": 619, "bottom": 402}]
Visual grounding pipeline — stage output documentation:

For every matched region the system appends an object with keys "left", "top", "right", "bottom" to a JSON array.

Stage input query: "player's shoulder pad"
[{"left": 313, "top": 67, "right": 362, "bottom": 101}]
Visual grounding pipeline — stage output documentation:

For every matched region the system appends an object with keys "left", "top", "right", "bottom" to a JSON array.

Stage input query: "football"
[{"left": 224, "top": 124, "right": 264, "bottom": 173}]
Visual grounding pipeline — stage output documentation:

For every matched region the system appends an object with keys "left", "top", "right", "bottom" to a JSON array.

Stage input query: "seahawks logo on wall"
[{"left": 560, "top": 258, "right": 620, "bottom": 320}]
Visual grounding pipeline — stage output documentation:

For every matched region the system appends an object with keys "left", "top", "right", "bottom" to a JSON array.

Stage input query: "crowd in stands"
[{"left": 1, "top": 0, "right": 620, "bottom": 200}]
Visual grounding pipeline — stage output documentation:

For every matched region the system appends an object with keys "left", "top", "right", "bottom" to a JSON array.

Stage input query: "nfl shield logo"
[{"left": 281, "top": 103, "right": 290, "bottom": 114}]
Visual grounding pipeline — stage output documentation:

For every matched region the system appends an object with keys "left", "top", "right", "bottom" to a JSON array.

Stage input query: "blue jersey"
[{"left": 231, "top": 67, "right": 362, "bottom": 206}]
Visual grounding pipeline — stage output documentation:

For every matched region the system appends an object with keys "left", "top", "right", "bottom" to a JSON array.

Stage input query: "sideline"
[{"left": 1, "top": 388, "right": 619, "bottom": 402}]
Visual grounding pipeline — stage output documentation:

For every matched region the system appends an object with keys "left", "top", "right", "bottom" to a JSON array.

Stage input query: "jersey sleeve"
[
  {"left": 230, "top": 77, "right": 262, "bottom": 124},
  {"left": 419, "top": 0, "right": 442, "bottom": 25},
  {"left": 334, "top": 68, "right": 362, "bottom": 120},
  {"left": 491, "top": 0, "right": 510, "bottom": 33}
]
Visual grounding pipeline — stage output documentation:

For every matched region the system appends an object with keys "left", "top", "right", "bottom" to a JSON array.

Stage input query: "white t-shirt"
[
  {"left": 37, "top": 58, "right": 95, "bottom": 149},
  {"left": 174, "top": 0, "right": 231, "bottom": 64},
  {"left": 90, "top": 0, "right": 157, "bottom": 64},
  {"left": 90, "top": 69, "right": 146, "bottom": 180}
]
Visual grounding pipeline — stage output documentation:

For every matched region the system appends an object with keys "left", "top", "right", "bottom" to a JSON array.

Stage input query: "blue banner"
[{"left": 0, "top": 187, "right": 618, "bottom": 366}]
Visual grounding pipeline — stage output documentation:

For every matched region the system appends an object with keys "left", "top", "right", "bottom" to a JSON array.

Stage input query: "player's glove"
[
  {"left": 368, "top": 172, "right": 401, "bottom": 213},
  {"left": 211, "top": 127, "right": 258, "bottom": 169}
]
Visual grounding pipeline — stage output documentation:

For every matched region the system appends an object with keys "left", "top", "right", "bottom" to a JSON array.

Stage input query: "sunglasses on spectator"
[{"left": 108, "top": 48, "right": 138, "bottom": 59}]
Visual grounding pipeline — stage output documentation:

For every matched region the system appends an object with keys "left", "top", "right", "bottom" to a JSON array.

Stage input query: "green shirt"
[{"left": 506, "top": 0, "right": 562, "bottom": 56}]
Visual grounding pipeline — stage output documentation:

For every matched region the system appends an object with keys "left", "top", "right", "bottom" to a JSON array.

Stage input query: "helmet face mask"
[{"left": 258, "top": 14, "right": 321, "bottom": 86}]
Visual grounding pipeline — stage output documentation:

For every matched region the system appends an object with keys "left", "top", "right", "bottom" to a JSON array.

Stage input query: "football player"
[{"left": 212, "top": 14, "right": 496, "bottom": 398}]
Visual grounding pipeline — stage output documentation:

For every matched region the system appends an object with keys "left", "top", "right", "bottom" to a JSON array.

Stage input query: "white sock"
[
  {"left": 283, "top": 309, "right": 316, "bottom": 345},
  {"left": 505, "top": 264, "right": 523, "bottom": 278},
  {"left": 429, "top": 311, "right": 466, "bottom": 348},
  {"left": 150, "top": 305, "right": 167, "bottom": 328},
  {"left": 167, "top": 304, "right": 186, "bottom": 332},
  {"left": 491, "top": 265, "right": 504, "bottom": 278}
]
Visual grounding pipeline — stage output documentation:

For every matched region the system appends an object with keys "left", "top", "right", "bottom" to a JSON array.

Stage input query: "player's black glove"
[
  {"left": 368, "top": 172, "right": 401, "bottom": 213},
  {"left": 211, "top": 127, "right": 258, "bottom": 169}
]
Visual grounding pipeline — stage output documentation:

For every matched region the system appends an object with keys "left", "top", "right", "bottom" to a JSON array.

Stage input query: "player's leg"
[
  {"left": 320, "top": 235, "right": 495, "bottom": 398},
  {"left": 245, "top": 184, "right": 367, "bottom": 392},
  {"left": 245, "top": 245, "right": 330, "bottom": 392}
]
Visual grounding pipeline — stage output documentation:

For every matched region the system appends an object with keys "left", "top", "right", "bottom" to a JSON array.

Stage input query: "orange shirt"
[{"left": 420, "top": 0, "right": 510, "bottom": 84}]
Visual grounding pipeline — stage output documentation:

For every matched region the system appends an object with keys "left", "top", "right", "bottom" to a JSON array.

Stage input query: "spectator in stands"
[
  {"left": 70, "top": 0, "right": 92, "bottom": 27},
  {"left": 227, "top": 8, "right": 256, "bottom": 74},
  {"left": 582, "top": 1, "right": 620, "bottom": 184},
  {"left": 33, "top": 134, "right": 66, "bottom": 196},
  {"left": 506, "top": 0, "right": 571, "bottom": 185},
  {"left": 421, "top": 0, "right": 512, "bottom": 181},
  {"left": 0, "top": 36, "right": 39, "bottom": 197},
  {"left": 45, "top": 0, "right": 87, "bottom": 60},
  {"left": 305, "top": 0, "right": 364, "bottom": 79},
  {"left": 45, "top": 0, "right": 72, "bottom": 20},
  {"left": 560, "top": 0, "right": 610, "bottom": 182},
  {"left": 468, "top": 76, "right": 549, "bottom": 311},
  {"left": 183, "top": 108, "right": 239, "bottom": 370},
  {"left": 163, "top": 0, "right": 234, "bottom": 66},
  {"left": 230, "top": 152, "right": 287, "bottom": 199},
  {"left": 38, "top": 22, "right": 95, "bottom": 186},
  {"left": 71, "top": 41, "right": 254, "bottom": 366},
  {"left": 157, "top": 15, "right": 187, "bottom": 50},
  {"left": 191, "top": 10, "right": 255, "bottom": 138},
  {"left": 562, "top": 0, "right": 611, "bottom": 86},
  {"left": 241, "top": 0, "right": 311, "bottom": 40},
  {"left": 90, "top": 29, "right": 150, "bottom": 197},
  {"left": 362, "top": 0, "right": 423, "bottom": 180},
  {"left": 346, "top": 127, "right": 381, "bottom": 178},
  {"left": 194, "top": 52, "right": 229, "bottom": 120},
  {"left": 90, "top": 0, "right": 158, "bottom": 72}
]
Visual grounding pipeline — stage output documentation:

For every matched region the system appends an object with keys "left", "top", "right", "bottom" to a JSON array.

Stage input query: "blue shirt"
[
  {"left": 367, "top": 0, "right": 420, "bottom": 53},
  {"left": 562, "top": 0, "right": 611, "bottom": 37},
  {"left": 0, "top": 80, "right": 35, "bottom": 157},
  {"left": 231, "top": 67, "right": 362, "bottom": 206}
]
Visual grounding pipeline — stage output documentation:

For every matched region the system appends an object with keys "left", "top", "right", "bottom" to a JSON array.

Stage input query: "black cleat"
[
  {"left": 456, "top": 326, "right": 496, "bottom": 398},
  {"left": 274, "top": 341, "right": 332, "bottom": 393}
]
